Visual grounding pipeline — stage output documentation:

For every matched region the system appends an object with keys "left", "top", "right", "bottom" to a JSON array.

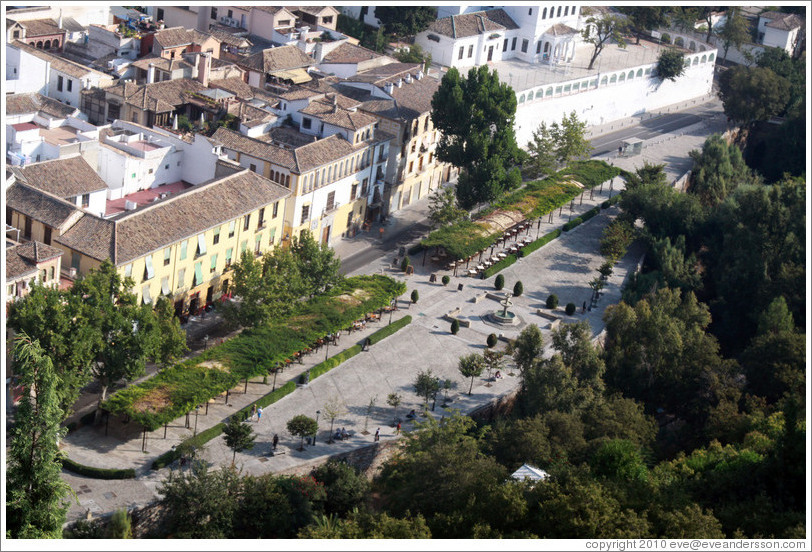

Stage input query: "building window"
[
  {"left": 49, "top": 266, "right": 55, "bottom": 281},
  {"left": 302, "top": 117, "right": 312, "bottom": 129},
  {"left": 24, "top": 216, "right": 32, "bottom": 239},
  {"left": 163, "top": 247, "right": 171, "bottom": 266},
  {"left": 301, "top": 205, "right": 310, "bottom": 222},
  {"left": 543, "top": 7, "right": 547, "bottom": 19},
  {"left": 322, "top": 16, "right": 333, "bottom": 24},
  {"left": 211, "top": 7, "right": 217, "bottom": 19},
  {"left": 243, "top": 214, "right": 251, "bottom": 231},
  {"left": 225, "top": 248, "right": 233, "bottom": 268},
  {"left": 67, "top": 79, "right": 73, "bottom": 92},
  {"left": 229, "top": 220, "right": 236, "bottom": 238},
  {"left": 249, "top": 163, "right": 257, "bottom": 172},
  {"left": 351, "top": 183, "right": 358, "bottom": 200},
  {"left": 180, "top": 240, "right": 188, "bottom": 260},
  {"left": 326, "top": 191, "right": 335, "bottom": 211},
  {"left": 71, "top": 251, "right": 81, "bottom": 270},
  {"left": 43, "top": 226, "right": 52, "bottom": 245},
  {"left": 213, "top": 227, "right": 220, "bottom": 245},
  {"left": 196, "top": 234, "right": 207, "bottom": 257},
  {"left": 107, "top": 102, "right": 120, "bottom": 120},
  {"left": 564, "top": 6, "right": 569, "bottom": 16},
  {"left": 468, "top": 44, "right": 473, "bottom": 58},
  {"left": 258, "top": 207, "right": 265, "bottom": 228},
  {"left": 503, "top": 38, "right": 509, "bottom": 51},
  {"left": 278, "top": 19, "right": 290, "bottom": 27},
  {"left": 157, "top": 8, "right": 164, "bottom": 20},
  {"left": 537, "top": 41, "right": 542, "bottom": 54},
  {"left": 210, "top": 254, "right": 218, "bottom": 273},
  {"left": 143, "top": 255, "right": 155, "bottom": 281},
  {"left": 458, "top": 46, "right": 464, "bottom": 60},
  {"left": 57, "top": 75, "right": 64, "bottom": 92},
  {"left": 361, "top": 178, "right": 369, "bottom": 196},
  {"left": 529, "top": 8, "right": 533, "bottom": 15},
  {"left": 521, "top": 39, "right": 528, "bottom": 53},
  {"left": 411, "top": 141, "right": 416, "bottom": 153},
  {"left": 347, "top": 210, "right": 353, "bottom": 228},
  {"left": 227, "top": 9, "right": 233, "bottom": 18},
  {"left": 511, "top": 37, "right": 517, "bottom": 50},
  {"left": 557, "top": 6, "right": 562, "bottom": 17},
  {"left": 272, "top": 201, "right": 279, "bottom": 218}
]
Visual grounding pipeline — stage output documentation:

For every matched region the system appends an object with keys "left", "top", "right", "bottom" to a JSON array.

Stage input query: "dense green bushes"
[
  {"left": 367, "top": 315, "right": 412, "bottom": 345},
  {"left": 60, "top": 457, "right": 136, "bottom": 480},
  {"left": 522, "top": 229, "right": 561, "bottom": 255},
  {"left": 482, "top": 254, "right": 518, "bottom": 278}
]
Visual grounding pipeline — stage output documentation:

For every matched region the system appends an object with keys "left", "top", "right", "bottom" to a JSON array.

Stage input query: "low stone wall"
[{"left": 277, "top": 440, "right": 402, "bottom": 480}]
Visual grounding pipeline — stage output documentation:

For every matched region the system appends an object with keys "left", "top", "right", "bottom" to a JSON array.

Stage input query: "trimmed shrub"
[
  {"left": 513, "top": 281, "right": 524, "bottom": 297},
  {"left": 411, "top": 290, "right": 419, "bottom": 304},
  {"left": 661, "top": 32, "right": 671, "bottom": 45},
  {"left": 61, "top": 457, "right": 136, "bottom": 480},
  {"left": 601, "top": 200, "right": 611, "bottom": 209},
  {"left": 523, "top": 229, "right": 561, "bottom": 255},
  {"left": 565, "top": 302, "right": 576, "bottom": 315},
  {"left": 451, "top": 319, "right": 460, "bottom": 335},
  {"left": 487, "top": 333, "right": 498, "bottom": 348},
  {"left": 442, "top": 275, "right": 450, "bottom": 286},
  {"left": 495, "top": 274, "right": 505, "bottom": 290},
  {"left": 563, "top": 217, "right": 583, "bottom": 231},
  {"left": 581, "top": 206, "right": 600, "bottom": 222},
  {"left": 367, "top": 315, "right": 412, "bottom": 345},
  {"left": 482, "top": 254, "right": 517, "bottom": 278},
  {"left": 546, "top": 294, "right": 559, "bottom": 309},
  {"left": 400, "top": 256, "right": 411, "bottom": 272}
]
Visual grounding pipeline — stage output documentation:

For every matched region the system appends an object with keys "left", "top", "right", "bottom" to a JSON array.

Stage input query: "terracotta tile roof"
[
  {"left": 107, "top": 78, "right": 208, "bottom": 113},
  {"left": 293, "top": 6, "right": 338, "bottom": 17},
  {"left": 208, "top": 29, "right": 253, "bottom": 48},
  {"left": 427, "top": 9, "right": 518, "bottom": 39},
  {"left": 545, "top": 23, "right": 578, "bottom": 36},
  {"left": 212, "top": 127, "right": 379, "bottom": 173},
  {"left": 5, "top": 93, "right": 78, "bottom": 119},
  {"left": 233, "top": 101, "right": 277, "bottom": 126},
  {"left": 322, "top": 42, "right": 384, "bottom": 64},
  {"left": 300, "top": 95, "right": 377, "bottom": 130},
  {"left": 130, "top": 54, "right": 193, "bottom": 72},
  {"left": 153, "top": 26, "right": 193, "bottom": 48},
  {"left": 55, "top": 168, "right": 291, "bottom": 264},
  {"left": 188, "top": 29, "right": 220, "bottom": 45},
  {"left": 210, "top": 77, "right": 255, "bottom": 99},
  {"left": 242, "top": 45, "right": 314, "bottom": 73},
  {"left": 12, "top": 40, "right": 109, "bottom": 80},
  {"left": 762, "top": 12, "right": 804, "bottom": 31},
  {"left": 346, "top": 62, "right": 422, "bottom": 85},
  {"left": 17, "top": 156, "right": 107, "bottom": 199},
  {"left": 386, "top": 75, "right": 441, "bottom": 119},
  {"left": 5, "top": 182, "right": 84, "bottom": 231},
  {"left": 6, "top": 241, "right": 65, "bottom": 281},
  {"left": 15, "top": 18, "right": 63, "bottom": 37}
]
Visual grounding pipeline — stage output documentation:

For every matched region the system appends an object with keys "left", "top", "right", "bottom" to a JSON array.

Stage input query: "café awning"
[{"left": 269, "top": 67, "right": 311, "bottom": 84}]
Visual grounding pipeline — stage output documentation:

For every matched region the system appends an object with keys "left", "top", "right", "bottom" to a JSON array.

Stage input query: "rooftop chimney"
[
  {"left": 416, "top": 69, "right": 424, "bottom": 80},
  {"left": 397, "top": 78, "right": 403, "bottom": 88},
  {"left": 404, "top": 73, "right": 412, "bottom": 84},
  {"left": 384, "top": 82, "right": 394, "bottom": 95},
  {"left": 196, "top": 52, "right": 211, "bottom": 87},
  {"left": 147, "top": 62, "right": 155, "bottom": 84}
]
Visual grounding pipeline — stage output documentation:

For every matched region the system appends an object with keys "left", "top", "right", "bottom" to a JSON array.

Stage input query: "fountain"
[{"left": 489, "top": 292, "right": 518, "bottom": 326}]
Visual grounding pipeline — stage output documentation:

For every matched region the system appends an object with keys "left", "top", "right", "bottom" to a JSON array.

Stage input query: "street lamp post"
[
  {"left": 193, "top": 404, "right": 201, "bottom": 436},
  {"left": 324, "top": 338, "right": 330, "bottom": 361},
  {"left": 313, "top": 410, "right": 321, "bottom": 445},
  {"left": 203, "top": 335, "right": 210, "bottom": 350}
]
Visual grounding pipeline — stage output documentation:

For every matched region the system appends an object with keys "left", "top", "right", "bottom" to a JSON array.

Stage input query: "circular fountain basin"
[{"left": 489, "top": 310, "right": 518, "bottom": 326}]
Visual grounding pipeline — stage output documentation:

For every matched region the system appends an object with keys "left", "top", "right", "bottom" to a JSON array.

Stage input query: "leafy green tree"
[
  {"left": 510, "top": 324, "right": 544, "bottom": 376},
  {"left": 651, "top": 504, "right": 725, "bottom": 538},
  {"left": 106, "top": 509, "right": 133, "bottom": 538},
  {"left": 551, "top": 320, "right": 605, "bottom": 384},
  {"left": 413, "top": 368, "right": 440, "bottom": 411},
  {"left": 649, "top": 235, "right": 702, "bottom": 292},
  {"left": 427, "top": 186, "right": 467, "bottom": 228},
  {"left": 656, "top": 49, "right": 686, "bottom": 81},
  {"left": 234, "top": 473, "right": 326, "bottom": 538},
  {"left": 589, "top": 439, "right": 649, "bottom": 482},
  {"left": 688, "top": 134, "right": 758, "bottom": 206},
  {"left": 582, "top": 14, "right": 629, "bottom": 70},
  {"left": 6, "top": 333, "right": 72, "bottom": 538},
  {"left": 7, "top": 284, "right": 96, "bottom": 416},
  {"left": 524, "top": 121, "right": 557, "bottom": 178},
  {"left": 222, "top": 416, "right": 256, "bottom": 464},
  {"left": 554, "top": 111, "right": 592, "bottom": 167},
  {"left": 153, "top": 296, "right": 189, "bottom": 367},
  {"left": 485, "top": 415, "right": 552, "bottom": 470},
  {"left": 755, "top": 47, "right": 805, "bottom": 116},
  {"left": 618, "top": 7, "right": 668, "bottom": 44},
  {"left": 450, "top": 319, "right": 460, "bottom": 335},
  {"left": 299, "top": 511, "right": 432, "bottom": 538},
  {"left": 581, "top": 394, "right": 658, "bottom": 447},
  {"left": 322, "top": 396, "right": 346, "bottom": 443},
  {"left": 521, "top": 355, "right": 598, "bottom": 416},
  {"left": 431, "top": 65, "right": 521, "bottom": 208},
  {"left": 717, "top": 7, "right": 751, "bottom": 64},
  {"left": 458, "top": 353, "right": 485, "bottom": 395},
  {"left": 718, "top": 65, "right": 790, "bottom": 126},
  {"left": 494, "top": 273, "right": 505, "bottom": 290},
  {"left": 394, "top": 44, "right": 431, "bottom": 66},
  {"left": 375, "top": 6, "right": 437, "bottom": 38},
  {"left": 482, "top": 348, "right": 504, "bottom": 382},
  {"left": 411, "top": 289, "right": 419, "bottom": 304},
  {"left": 290, "top": 229, "right": 342, "bottom": 297},
  {"left": 312, "top": 459, "right": 370, "bottom": 516},
  {"left": 71, "top": 260, "right": 180, "bottom": 423},
  {"left": 287, "top": 415, "right": 319, "bottom": 451},
  {"left": 599, "top": 218, "right": 635, "bottom": 261},
  {"left": 386, "top": 392, "right": 401, "bottom": 423}
]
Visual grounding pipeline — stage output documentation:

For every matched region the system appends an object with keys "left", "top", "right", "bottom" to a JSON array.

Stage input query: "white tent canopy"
[{"left": 510, "top": 464, "right": 550, "bottom": 483}]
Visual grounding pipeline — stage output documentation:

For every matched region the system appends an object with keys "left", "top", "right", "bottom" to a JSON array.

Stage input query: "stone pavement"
[{"left": 60, "top": 98, "right": 728, "bottom": 523}]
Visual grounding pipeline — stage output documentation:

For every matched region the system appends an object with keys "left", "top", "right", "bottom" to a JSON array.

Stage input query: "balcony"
[{"left": 321, "top": 201, "right": 340, "bottom": 218}]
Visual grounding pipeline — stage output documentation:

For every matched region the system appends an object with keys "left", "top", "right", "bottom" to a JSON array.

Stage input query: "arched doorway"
[{"left": 44, "top": 40, "right": 51, "bottom": 49}]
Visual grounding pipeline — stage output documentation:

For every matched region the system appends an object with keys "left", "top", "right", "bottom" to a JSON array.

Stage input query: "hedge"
[
  {"left": 150, "top": 316, "right": 413, "bottom": 471},
  {"left": 563, "top": 217, "right": 583, "bottom": 232},
  {"left": 61, "top": 456, "right": 136, "bottom": 480},
  {"left": 483, "top": 254, "right": 518, "bottom": 279},
  {"left": 522, "top": 228, "right": 562, "bottom": 256},
  {"left": 106, "top": 275, "right": 405, "bottom": 431}
]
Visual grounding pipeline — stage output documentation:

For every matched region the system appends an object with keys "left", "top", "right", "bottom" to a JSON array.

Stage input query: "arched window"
[
  {"left": 708, "top": 53, "right": 715, "bottom": 61},
  {"left": 36, "top": 41, "right": 44, "bottom": 48},
  {"left": 689, "top": 41, "right": 697, "bottom": 51},
  {"left": 600, "top": 76, "right": 608, "bottom": 85},
  {"left": 636, "top": 69, "right": 643, "bottom": 77},
  {"left": 518, "top": 94, "right": 525, "bottom": 103},
  {"left": 536, "top": 41, "right": 542, "bottom": 54},
  {"left": 535, "top": 89, "right": 544, "bottom": 98},
  {"left": 701, "top": 55, "right": 707, "bottom": 63},
  {"left": 674, "top": 36, "right": 684, "bottom": 48},
  {"left": 609, "top": 74, "right": 617, "bottom": 83},
  {"left": 542, "top": 7, "right": 547, "bottom": 19},
  {"left": 564, "top": 6, "right": 568, "bottom": 16},
  {"left": 327, "top": 165, "right": 332, "bottom": 182},
  {"left": 557, "top": 6, "right": 562, "bottom": 17},
  {"left": 693, "top": 57, "right": 699, "bottom": 65},
  {"left": 545, "top": 87, "right": 553, "bottom": 96},
  {"left": 44, "top": 40, "right": 51, "bottom": 49},
  {"left": 619, "top": 73, "right": 625, "bottom": 82},
  {"left": 285, "top": 175, "right": 290, "bottom": 188}
]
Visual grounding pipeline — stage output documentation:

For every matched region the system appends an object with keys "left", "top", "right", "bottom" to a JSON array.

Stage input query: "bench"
[
  {"left": 536, "top": 309, "right": 561, "bottom": 330},
  {"left": 470, "top": 293, "right": 487, "bottom": 304}
]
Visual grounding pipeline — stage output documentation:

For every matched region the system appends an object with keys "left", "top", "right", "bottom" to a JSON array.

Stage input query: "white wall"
[
  {"left": 763, "top": 26, "right": 797, "bottom": 52},
  {"left": 513, "top": 52, "right": 716, "bottom": 147},
  {"left": 5, "top": 45, "right": 50, "bottom": 95}
]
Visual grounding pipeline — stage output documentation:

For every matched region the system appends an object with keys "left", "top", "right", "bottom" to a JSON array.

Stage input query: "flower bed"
[{"left": 105, "top": 275, "right": 406, "bottom": 431}]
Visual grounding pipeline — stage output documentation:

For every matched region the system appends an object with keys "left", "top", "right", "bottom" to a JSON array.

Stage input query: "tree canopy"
[
  {"left": 718, "top": 65, "right": 791, "bottom": 125},
  {"left": 375, "top": 7, "right": 437, "bottom": 38},
  {"left": 656, "top": 49, "right": 686, "bottom": 82},
  {"left": 582, "top": 14, "right": 629, "bottom": 71},
  {"left": 431, "top": 65, "right": 522, "bottom": 208}
]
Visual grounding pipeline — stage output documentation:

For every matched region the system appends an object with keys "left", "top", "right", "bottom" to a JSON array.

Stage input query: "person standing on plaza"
[
  {"left": 374, "top": 427, "right": 380, "bottom": 442},
  {"left": 257, "top": 407, "right": 263, "bottom": 422},
  {"left": 272, "top": 433, "right": 279, "bottom": 451},
  {"left": 251, "top": 404, "right": 257, "bottom": 421},
  {"left": 395, "top": 422, "right": 401, "bottom": 435}
]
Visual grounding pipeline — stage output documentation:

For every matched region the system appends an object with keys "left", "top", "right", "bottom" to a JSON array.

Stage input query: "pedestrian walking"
[
  {"left": 379, "top": 227, "right": 385, "bottom": 240},
  {"left": 251, "top": 404, "right": 257, "bottom": 421},
  {"left": 395, "top": 422, "right": 401, "bottom": 435},
  {"left": 257, "top": 407, "right": 263, "bottom": 422},
  {"left": 374, "top": 427, "right": 380, "bottom": 442},
  {"left": 272, "top": 433, "right": 279, "bottom": 450},
  {"left": 582, "top": 301, "right": 587, "bottom": 314}
]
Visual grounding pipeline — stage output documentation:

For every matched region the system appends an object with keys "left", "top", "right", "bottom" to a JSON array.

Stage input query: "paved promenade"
[{"left": 59, "top": 99, "right": 728, "bottom": 523}]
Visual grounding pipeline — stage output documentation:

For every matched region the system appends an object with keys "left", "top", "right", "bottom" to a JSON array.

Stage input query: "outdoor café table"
[
  {"left": 468, "top": 269, "right": 478, "bottom": 277},
  {"left": 476, "top": 265, "right": 485, "bottom": 272},
  {"left": 498, "top": 253, "right": 507, "bottom": 259}
]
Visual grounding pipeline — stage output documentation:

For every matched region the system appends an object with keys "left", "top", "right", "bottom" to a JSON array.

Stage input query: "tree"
[
  {"left": 223, "top": 415, "right": 256, "bottom": 464},
  {"left": 755, "top": 47, "right": 805, "bottom": 116},
  {"left": 395, "top": 44, "right": 431, "bottom": 67},
  {"left": 312, "top": 459, "right": 370, "bottom": 516},
  {"left": 158, "top": 463, "right": 242, "bottom": 538},
  {"left": 299, "top": 511, "right": 432, "bottom": 538},
  {"left": 363, "top": 395, "right": 377, "bottom": 433},
  {"left": 494, "top": 274, "right": 505, "bottom": 290},
  {"left": 510, "top": 324, "right": 544, "bottom": 376},
  {"left": 6, "top": 333, "right": 72, "bottom": 538},
  {"left": 458, "top": 353, "right": 485, "bottom": 395},
  {"left": 386, "top": 392, "right": 402, "bottom": 423},
  {"left": 582, "top": 14, "right": 628, "bottom": 71},
  {"left": 486, "top": 333, "right": 498, "bottom": 348},
  {"left": 431, "top": 65, "right": 521, "bottom": 208},
  {"left": 450, "top": 319, "right": 460, "bottom": 334},
  {"left": 600, "top": 219, "right": 635, "bottom": 261},
  {"left": 322, "top": 396, "right": 346, "bottom": 443},
  {"left": 375, "top": 6, "right": 436, "bottom": 38},
  {"left": 649, "top": 235, "right": 702, "bottom": 292},
  {"left": 70, "top": 260, "right": 179, "bottom": 424},
  {"left": 618, "top": 7, "right": 668, "bottom": 45},
  {"left": 482, "top": 349, "right": 504, "bottom": 383},
  {"left": 551, "top": 320, "right": 605, "bottom": 384},
  {"left": 553, "top": 111, "right": 591, "bottom": 167},
  {"left": 290, "top": 229, "right": 342, "bottom": 297},
  {"left": 589, "top": 439, "right": 648, "bottom": 482},
  {"left": 411, "top": 289, "right": 419, "bottom": 304},
  {"left": 106, "top": 509, "right": 133, "bottom": 539},
  {"left": 7, "top": 284, "right": 96, "bottom": 417},
  {"left": 717, "top": 7, "right": 751, "bottom": 64},
  {"left": 688, "top": 135, "right": 758, "bottom": 206},
  {"left": 153, "top": 296, "right": 189, "bottom": 368},
  {"left": 427, "top": 186, "right": 467, "bottom": 228},
  {"left": 718, "top": 65, "right": 791, "bottom": 126},
  {"left": 656, "top": 49, "right": 686, "bottom": 82},
  {"left": 524, "top": 121, "right": 557, "bottom": 178},
  {"left": 234, "top": 474, "right": 326, "bottom": 538},
  {"left": 287, "top": 415, "right": 319, "bottom": 451},
  {"left": 413, "top": 368, "right": 440, "bottom": 412}
]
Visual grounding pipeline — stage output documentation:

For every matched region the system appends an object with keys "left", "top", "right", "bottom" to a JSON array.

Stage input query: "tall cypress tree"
[{"left": 6, "top": 332, "right": 72, "bottom": 538}]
